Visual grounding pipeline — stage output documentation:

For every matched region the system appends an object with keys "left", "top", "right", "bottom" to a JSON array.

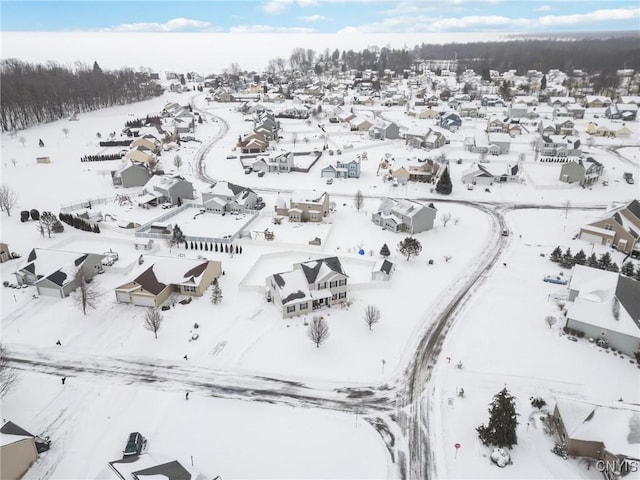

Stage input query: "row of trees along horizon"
[{"left": 2, "top": 37, "right": 638, "bottom": 132}]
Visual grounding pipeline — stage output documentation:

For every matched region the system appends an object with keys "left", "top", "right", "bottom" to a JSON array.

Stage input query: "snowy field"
[{"left": 2, "top": 86, "right": 639, "bottom": 479}]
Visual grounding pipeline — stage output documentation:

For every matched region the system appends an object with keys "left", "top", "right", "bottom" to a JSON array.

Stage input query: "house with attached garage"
[
  {"left": 266, "top": 257, "right": 349, "bottom": 318},
  {"left": 111, "top": 160, "right": 153, "bottom": 188},
  {"left": 404, "top": 128, "right": 447, "bottom": 150},
  {"left": 115, "top": 256, "right": 222, "bottom": 307},
  {"left": 251, "top": 150, "right": 294, "bottom": 173},
  {"left": 578, "top": 200, "right": 640, "bottom": 255},
  {"left": 559, "top": 157, "right": 604, "bottom": 187},
  {"left": 371, "top": 198, "right": 437, "bottom": 234},
  {"left": 564, "top": 264, "right": 640, "bottom": 356},
  {"left": 201, "top": 181, "right": 258, "bottom": 213},
  {"left": 321, "top": 157, "right": 361, "bottom": 179},
  {"left": 139, "top": 174, "right": 195, "bottom": 206},
  {"left": 535, "top": 135, "right": 582, "bottom": 159},
  {"left": 0, "top": 421, "right": 46, "bottom": 480},
  {"left": 461, "top": 163, "right": 496, "bottom": 186},
  {"left": 551, "top": 397, "right": 640, "bottom": 480},
  {"left": 13, "top": 248, "right": 105, "bottom": 298},
  {"left": 369, "top": 119, "right": 400, "bottom": 140},
  {"left": 275, "top": 191, "right": 330, "bottom": 222}
]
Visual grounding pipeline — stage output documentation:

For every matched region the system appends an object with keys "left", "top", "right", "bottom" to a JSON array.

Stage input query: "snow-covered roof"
[
  {"left": 16, "top": 248, "right": 103, "bottom": 287},
  {"left": 555, "top": 397, "right": 640, "bottom": 458}
]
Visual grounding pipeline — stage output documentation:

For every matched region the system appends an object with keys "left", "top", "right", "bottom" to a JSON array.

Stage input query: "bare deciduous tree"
[
  {"left": 0, "top": 184, "right": 19, "bottom": 216},
  {"left": 0, "top": 344, "right": 20, "bottom": 397},
  {"left": 545, "top": 316, "right": 557, "bottom": 329},
  {"left": 173, "top": 154, "right": 183, "bottom": 170},
  {"left": 363, "top": 305, "right": 380, "bottom": 331},
  {"left": 62, "top": 127, "right": 69, "bottom": 137},
  {"left": 144, "top": 308, "right": 163, "bottom": 339},
  {"left": 354, "top": 189, "right": 364, "bottom": 212},
  {"left": 18, "top": 136, "right": 26, "bottom": 147},
  {"left": 74, "top": 268, "right": 99, "bottom": 315},
  {"left": 441, "top": 212, "right": 452, "bottom": 227},
  {"left": 11, "top": 158, "right": 17, "bottom": 167},
  {"left": 308, "top": 316, "right": 329, "bottom": 348}
]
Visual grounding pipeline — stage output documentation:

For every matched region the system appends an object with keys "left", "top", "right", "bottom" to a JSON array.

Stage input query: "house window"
[
  {"left": 286, "top": 305, "right": 295, "bottom": 313},
  {"left": 330, "top": 281, "right": 337, "bottom": 288},
  {"left": 332, "top": 293, "right": 337, "bottom": 300},
  {"left": 339, "top": 279, "right": 347, "bottom": 286},
  {"left": 300, "top": 302, "right": 308, "bottom": 310},
  {"left": 604, "top": 224, "right": 613, "bottom": 231},
  {"left": 338, "top": 292, "right": 347, "bottom": 299},
  {"left": 183, "top": 285, "right": 196, "bottom": 293}
]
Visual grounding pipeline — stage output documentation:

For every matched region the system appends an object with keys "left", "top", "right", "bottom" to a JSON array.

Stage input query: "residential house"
[
  {"left": 567, "top": 103, "right": 586, "bottom": 119},
  {"left": 480, "top": 94, "right": 505, "bottom": 107},
  {"left": 438, "top": 111, "right": 462, "bottom": 131},
  {"left": 202, "top": 181, "right": 258, "bottom": 213},
  {"left": 115, "top": 256, "right": 222, "bottom": 307},
  {"left": 371, "top": 198, "right": 437, "bottom": 234},
  {"left": 408, "top": 160, "right": 439, "bottom": 183},
  {"left": 391, "top": 166, "right": 410, "bottom": 185},
  {"left": 584, "top": 95, "right": 613, "bottom": 108},
  {"left": 558, "top": 158, "right": 604, "bottom": 186},
  {"left": 0, "top": 242, "right": 10, "bottom": 262},
  {"left": 266, "top": 257, "right": 349, "bottom": 318},
  {"left": 410, "top": 108, "right": 439, "bottom": 119},
  {"left": 13, "top": 248, "right": 105, "bottom": 298},
  {"left": 461, "top": 163, "right": 496, "bottom": 185},
  {"left": 404, "top": 128, "right": 447, "bottom": 150},
  {"left": 552, "top": 397, "right": 640, "bottom": 480},
  {"left": 252, "top": 151, "right": 294, "bottom": 173},
  {"left": 139, "top": 175, "right": 195, "bottom": 206},
  {"left": 130, "top": 137, "right": 161, "bottom": 155},
  {"left": 125, "top": 148, "right": 157, "bottom": 166},
  {"left": 578, "top": 200, "right": 640, "bottom": 254},
  {"left": 109, "top": 453, "right": 204, "bottom": 480},
  {"left": 585, "top": 121, "right": 633, "bottom": 138},
  {"left": 565, "top": 264, "right": 640, "bottom": 356},
  {"left": 369, "top": 120, "right": 400, "bottom": 140},
  {"left": 535, "top": 135, "right": 582, "bottom": 159},
  {"left": 508, "top": 102, "right": 529, "bottom": 119},
  {"left": 321, "top": 157, "right": 361, "bottom": 179},
  {"left": 371, "top": 259, "right": 396, "bottom": 281},
  {"left": 459, "top": 102, "right": 484, "bottom": 118},
  {"left": 605, "top": 103, "right": 638, "bottom": 121},
  {"left": 0, "top": 422, "right": 39, "bottom": 480},
  {"left": 275, "top": 191, "right": 330, "bottom": 222},
  {"left": 237, "top": 132, "right": 268, "bottom": 154},
  {"left": 111, "top": 161, "right": 153, "bottom": 188},
  {"left": 253, "top": 111, "right": 279, "bottom": 141},
  {"left": 487, "top": 133, "right": 511, "bottom": 155},
  {"left": 350, "top": 116, "right": 374, "bottom": 132}
]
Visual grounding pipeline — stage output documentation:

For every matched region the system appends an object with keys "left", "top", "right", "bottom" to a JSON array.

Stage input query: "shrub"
[{"left": 531, "top": 397, "right": 547, "bottom": 409}]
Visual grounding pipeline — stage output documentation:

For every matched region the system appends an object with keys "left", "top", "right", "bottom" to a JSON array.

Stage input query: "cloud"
[
  {"left": 535, "top": 4, "right": 553, "bottom": 12},
  {"left": 261, "top": 0, "right": 317, "bottom": 14},
  {"left": 338, "top": 6, "right": 640, "bottom": 33},
  {"left": 229, "top": 24, "right": 317, "bottom": 33},
  {"left": 539, "top": 7, "right": 640, "bottom": 26},
  {"left": 299, "top": 14, "right": 329, "bottom": 22},
  {"left": 104, "top": 18, "right": 217, "bottom": 32}
]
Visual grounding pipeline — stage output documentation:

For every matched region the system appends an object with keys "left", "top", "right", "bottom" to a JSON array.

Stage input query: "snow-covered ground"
[{"left": 2, "top": 86, "right": 639, "bottom": 479}]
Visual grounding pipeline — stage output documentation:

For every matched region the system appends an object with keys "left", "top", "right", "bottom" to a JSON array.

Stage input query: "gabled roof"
[
  {"left": 298, "top": 256, "right": 346, "bottom": 284},
  {"left": 132, "top": 460, "right": 191, "bottom": 480},
  {"left": 1, "top": 421, "right": 33, "bottom": 437}
]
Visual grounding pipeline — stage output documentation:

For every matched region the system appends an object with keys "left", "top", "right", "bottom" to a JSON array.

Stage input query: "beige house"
[
  {"left": 266, "top": 257, "right": 349, "bottom": 318},
  {"left": 552, "top": 398, "right": 640, "bottom": 480},
  {"left": 391, "top": 166, "right": 410, "bottom": 185},
  {"left": 0, "top": 242, "right": 10, "bottom": 262},
  {"left": 275, "top": 191, "right": 330, "bottom": 222},
  {"left": 115, "top": 256, "right": 222, "bottom": 307},
  {"left": 0, "top": 423, "right": 39, "bottom": 480},
  {"left": 578, "top": 200, "right": 640, "bottom": 254}
]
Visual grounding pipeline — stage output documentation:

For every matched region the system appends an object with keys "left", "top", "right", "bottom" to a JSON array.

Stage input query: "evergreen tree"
[
  {"left": 435, "top": 167, "right": 452, "bottom": 195},
  {"left": 225, "top": 244, "right": 229, "bottom": 253},
  {"left": 190, "top": 241, "right": 194, "bottom": 249},
  {"left": 598, "top": 252, "right": 612, "bottom": 270},
  {"left": 215, "top": 243, "right": 219, "bottom": 252},
  {"left": 199, "top": 242, "right": 203, "bottom": 250},
  {"left": 587, "top": 253, "right": 599, "bottom": 268},
  {"left": 205, "top": 243, "right": 209, "bottom": 251},
  {"left": 635, "top": 268, "right": 640, "bottom": 282},
  {"left": 607, "top": 262, "right": 619, "bottom": 273},
  {"left": 235, "top": 245, "right": 239, "bottom": 254},
  {"left": 573, "top": 249, "right": 586, "bottom": 266},
  {"left": 550, "top": 246, "right": 562, "bottom": 263},
  {"left": 380, "top": 243, "right": 391, "bottom": 258},
  {"left": 560, "top": 247, "right": 574, "bottom": 268},
  {"left": 239, "top": 245, "right": 243, "bottom": 254},
  {"left": 476, "top": 387, "right": 519, "bottom": 449},
  {"left": 398, "top": 237, "right": 422, "bottom": 261},
  {"left": 210, "top": 278, "right": 223, "bottom": 304},
  {"left": 620, "top": 261, "right": 635, "bottom": 277}
]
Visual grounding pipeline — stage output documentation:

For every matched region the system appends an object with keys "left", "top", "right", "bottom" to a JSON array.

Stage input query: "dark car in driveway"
[{"left": 123, "top": 432, "right": 144, "bottom": 457}]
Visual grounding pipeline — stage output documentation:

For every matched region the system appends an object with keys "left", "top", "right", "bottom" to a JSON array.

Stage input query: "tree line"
[{"left": 0, "top": 59, "right": 163, "bottom": 132}]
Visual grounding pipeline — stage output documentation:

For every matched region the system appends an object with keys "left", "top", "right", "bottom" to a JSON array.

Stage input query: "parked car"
[
  {"left": 623, "top": 172, "right": 634, "bottom": 184},
  {"left": 244, "top": 167, "right": 252, "bottom": 174},
  {"left": 257, "top": 171, "right": 265, "bottom": 177},
  {"left": 543, "top": 275, "right": 568, "bottom": 285},
  {"left": 501, "top": 229, "right": 509, "bottom": 236},
  {"left": 123, "top": 432, "right": 144, "bottom": 457},
  {"left": 326, "top": 178, "right": 334, "bottom": 184}
]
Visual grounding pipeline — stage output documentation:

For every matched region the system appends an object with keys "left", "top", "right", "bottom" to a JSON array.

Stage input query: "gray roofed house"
[
  {"left": 371, "top": 198, "right": 437, "bottom": 234},
  {"left": 371, "top": 259, "right": 396, "bottom": 281},
  {"left": 141, "top": 174, "right": 195, "bottom": 206},
  {"left": 202, "top": 181, "right": 258, "bottom": 213},
  {"left": 111, "top": 161, "right": 153, "bottom": 188},
  {"left": 266, "top": 257, "right": 349, "bottom": 318},
  {"left": 565, "top": 264, "right": 640, "bottom": 356},
  {"left": 275, "top": 191, "right": 330, "bottom": 222},
  {"left": 13, "top": 248, "right": 105, "bottom": 298},
  {"left": 559, "top": 157, "right": 603, "bottom": 187}
]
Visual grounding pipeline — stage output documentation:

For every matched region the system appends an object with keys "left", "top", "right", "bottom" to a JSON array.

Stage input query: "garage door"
[
  {"left": 115, "top": 291, "right": 131, "bottom": 304},
  {"left": 579, "top": 232, "right": 603, "bottom": 244},
  {"left": 37, "top": 286, "right": 62, "bottom": 298},
  {"left": 132, "top": 295, "right": 156, "bottom": 307}
]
